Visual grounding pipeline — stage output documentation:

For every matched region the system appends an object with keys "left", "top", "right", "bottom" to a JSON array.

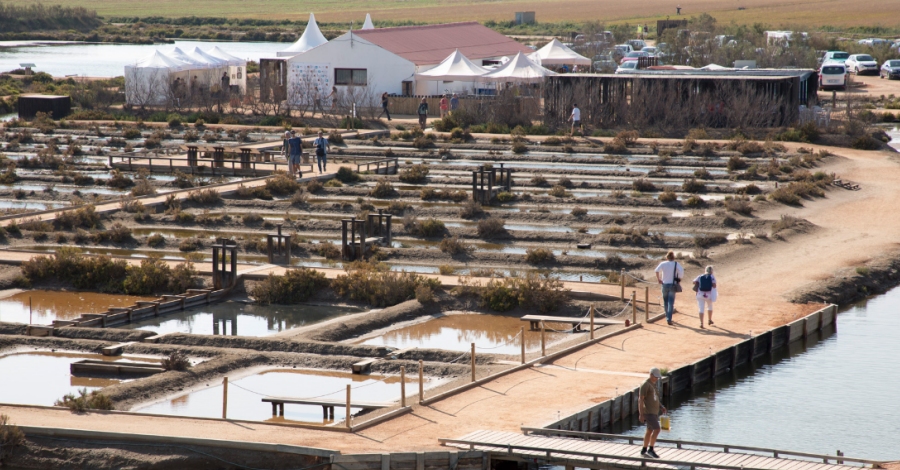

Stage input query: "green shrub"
[
  {"left": 416, "top": 218, "right": 446, "bottom": 237},
  {"left": 727, "top": 156, "right": 748, "bottom": 172},
  {"left": 265, "top": 173, "right": 300, "bottom": 195},
  {"left": 55, "top": 204, "right": 101, "bottom": 230},
  {"left": 511, "top": 142, "right": 527, "bottom": 154},
  {"left": 188, "top": 188, "right": 221, "bottom": 205},
  {"left": 525, "top": 248, "right": 555, "bottom": 264},
  {"left": 147, "top": 233, "right": 166, "bottom": 248},
  {"left": 682, "top": 178, "right": 706, "bottom": 193},
  {"left": 55, "top": 388, "right": 113, "bottom": 412},
  {"left": 475, "top": 272, "right": 569, "bottom": 313},
  {"left": 439, "top": 236, "right": 472, "bottom": 255},
  {"left": 315, "top": 241, "right": 342, "bottom": 259},
  {"left": 250, "top": 268, "right": 329, "bottom": 304},
  {"left": 496, "top": 191, "right": 515, "bottom": 203},
  {"left": 122, "top": 257, "right": 196, "bottom": 294},
  {"left": 369, "top": 179, "right": 396, "bottom": 198},
  {"left": 324, "top": 179, "right": 343, "bottom": 187},
  {"left": 178, "top": 238, "right": 203, "bottom": 252},
  {"left": 22, "top": 248, "right": 129, "bottom": 293},
  {"left": 306, "top": 179, "right": 324, "bottom": 193},
  {"left": 399, "top": 164, "right": 429, "bottom": 183},
  {"left": 336, "top": 166, "right": 361, "bottom": 183},
  {"left": 548, "top": 185, "right": 569, "bottom": 198},
  {"left": 331, "top": 261, "right": 441, "bottom": 307},
  {"left": 684, "top": 195, "right": 704, "bottom": 206},
  {"left": 161, "top": 351, "right": 191, "bottom": 371},
  {"left": 852, "top": 136, "right": 881, "bottom": 150}
]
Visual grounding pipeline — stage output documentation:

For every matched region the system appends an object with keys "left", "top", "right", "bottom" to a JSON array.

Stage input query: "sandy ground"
[{"left": 2, "top": 141, "right": 899, "bottom": 454}]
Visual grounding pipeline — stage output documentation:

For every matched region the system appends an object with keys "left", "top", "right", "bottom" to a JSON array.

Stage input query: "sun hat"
[{"left": 650, "top": 367, "right": 662, "bottom": 378}]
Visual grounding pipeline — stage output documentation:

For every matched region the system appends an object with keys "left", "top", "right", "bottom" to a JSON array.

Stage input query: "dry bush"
[
  {"left": 472, "top": 272, "right": 569, "bottom": 313},
  {"left": 178, "top": 238, "right": 203, "bottom": 252},
  {"left": 693, "top": 234, "right": 727, "bottom": 248},
  {"left": 682, "top": 178, "right": 706, "bottom": 193},
  {"left": 161, "top": 351, "right": 191, "bottom": 371},
  {"left": 772, "top": 214, "right": 801, "bottom": 233},
  {"left": 548, "top": 185, "right": 569, "bottom": 198},
  {"left": 131, "top": 179, "right": 156, "bottom": 197},
  {"left": 476, "top": 217, "right": 506, "bottom": 238},
  {"left": 265, "top": 173, "right": 300, "bottom": 195},
  {"left": 458, "top": 200, "right": 483, "bottom": 219},
  {"left": 415, "top": 218, "right": 446, "bottom": 237},
  {"left": 399, "top": 164, "right": 429, "bottom": 183},
  {"left": 55, "top": 204, "right": 101, "bottom": 230},
  {"left": 632, "top": 178, "right": 656, "bottom": 192},
  {"left": 250, "top": 268, "right": 329, "bottom": 304},
  {"left": 415, "top": 285, "right": 434, "bottom": 303},
  {"left": 438, "top": 264, "right": 456, "bottom": 275},
  {"left": 291, "top": 190, "right": 308, "bottom": 206},
  {"left": 0, "top": 414, "right": 25, "bottom": 461},
  {"left": 119, "top": 197, "right": 145, "bottom": 213},
  {"left": 331, "top": 261, "right": 441, "bottom": 307},
  {"left": 369, "top": 179, "right": 396, "bottom": 198},
  {"left": 557, "top": 176, "right": 573, "bottom": 188},
  {"left": 316, "top": 241, "right": 341, "bottom": 259},
  {"left": 737, "top": 141, "right": 764, "bottom": 155},
  {"left": 147, "top": 233, "right": 166, "bottom": 248},
  {"left": 616, "top": 130, "right": 639, "bottom": 145},
  {"left": 188, "top": 188, "right": 221, "bottom": 205},
  {"left": 725, "top": 198, "right": 753, "bottom": 215},
  {"left": 389, "top": 201, "right": 412, "bottom": 215},
  {"left": 439, "top": 236, "right": 472, "bottom": 255},
  {"left": 571, "top": 207, "right": 587, "bottom": 217},
  {"left": 306, "top": 180, "right": 324, "bottom": 193},
  {"left": 55, "top": 388, "right": 113, "bottom": 412},
  {"left": 530, "top": 175, "right": 548, "bottom": 186},
  {"left": 525, "top": 248, "right": 556, "bottom": 265},
  {"left": 604, "top": 138, "right": 627, "bottom": 154}
]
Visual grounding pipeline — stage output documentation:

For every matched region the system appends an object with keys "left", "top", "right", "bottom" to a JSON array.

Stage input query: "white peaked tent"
[
  {"left": 415, "top": 49, "right": 490, "bottom": 81},
  {"left": 529, "top": 39, "right": 591, "bottom": 66},
  {"left": 361, "top": 13, "right": 375, "bottom": 30},
  {"left": 479, "top": 52, "right": 557, "bottom": 83},
  {"left": 205, "top": 46, "right": 248, "bottom": 92},
  {"left": 278, "top": 13, "right": 329, "bottom": 57},
  {"left": 124, "top": 51, "right": 187, "bottom": 105},
  {"left": 166, "top": 47, "right": 205, "bottom": 67},
  {"left": 206, "top": 46, "right": 244, "bottom": 66}
]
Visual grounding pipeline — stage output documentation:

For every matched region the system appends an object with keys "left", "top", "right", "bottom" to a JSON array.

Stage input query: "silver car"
[
  {"left": 881, "top": 59, "right": 900, "bottom": 80},
  {"left": 845, "top": 54, "right": 878, "bottom": 75}
]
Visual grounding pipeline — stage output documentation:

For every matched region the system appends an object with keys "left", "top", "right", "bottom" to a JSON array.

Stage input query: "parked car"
[
  {"left": 592, "top": 53, "right": 617, "bottom": 72},
  {"left": 858, "top": 38, "right": 891, "bottom": 47},
  {"left": 820, "top": 51, "right": 850, "bottom": 65},
  {"left": 880, "top": 59, "right": 900, "bottom": 79},
  {"left": 612, "top": 44, "right": 634, "bottom": 59},
  {"left": 627, "top": 39, "right": 646, "bottom": 50},
  {"left": 620, "top": 51, "right": 649, "bottom": 64},
  {"left": 641, "top": 46, "right": 659, "bottom": 57},
  {"left": 819, "top": 61, "right": 847, "bottom": 90},
  {"left": 615, "top": 61, "right": 639, "bottom": 74},
  {"left": 845, "top": 54, "right": 879, "bottom": 75}
]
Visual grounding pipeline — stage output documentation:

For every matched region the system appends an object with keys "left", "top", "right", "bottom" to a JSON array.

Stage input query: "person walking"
[
  {"left": 692, "top": 266, "right": 717, "bottom": 328},
  {"left": 655, "top": 251, "right": 684, "bottom": 325},
  {"left": 439, "top": 94, "right": 449, "bottom": 118},
  {"left": 327, "top": 86, "right": 337, "bottom": 111},
  {"left": 450, "top": 93, "right": 459, "bottom": 115},
  {"left": 285, "top": 131, "right": 303, "bottom": 179},
  {"left": 313, "top": 131, "right": 331, "bottom": 174},
  {"left": 568, "top": 103, "right": 581, "bottom": 135},
  {"left": 417, "top": 98, "right": 429, "bottom": 129},
  {"left": 378, "top": 92, "right": 392, "bottom": 121},
  {"left": 639, "top": 368, "right": 667, "bottom": 458}
]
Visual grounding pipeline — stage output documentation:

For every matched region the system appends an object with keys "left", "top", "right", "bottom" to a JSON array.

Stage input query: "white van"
[{"left": 819, "top": 61, "right": 846, "bottom": 90}]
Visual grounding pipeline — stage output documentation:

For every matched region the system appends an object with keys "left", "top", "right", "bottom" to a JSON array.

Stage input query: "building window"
[{"left": 335, "top": 68, "right": 367, "bottom": 86}]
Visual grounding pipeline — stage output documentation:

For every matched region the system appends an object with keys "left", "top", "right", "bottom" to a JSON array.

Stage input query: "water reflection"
[
  {"left": 135, "top": 368, "right": 424, "bottom": 423},
  {"left": 358, "top": 313, "right": 572, "bottom": 354},
  {"left": 127, "top": 301, "right": 364, "bottom": 336},
  {"left": 0, "top": 289, "right": 155, "bottom": 324}
]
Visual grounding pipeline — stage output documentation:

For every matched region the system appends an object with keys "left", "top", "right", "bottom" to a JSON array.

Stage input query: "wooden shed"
[
  {"left": 543, "top": 69, "right": 818, "bottom": 131},
  {"left": 17, "top": 94, "right": 71, "bottom": 120}
]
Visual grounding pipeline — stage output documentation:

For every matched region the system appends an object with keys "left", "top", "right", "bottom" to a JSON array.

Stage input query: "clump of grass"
[
  {"left": 331, "top": 261, "right": 441, "bottom": 307},
  {"left": 0, "top": 414, "right": 25, "bottom": 461},
  {"left": 525, "top": 248, "right": 556, "bottom": 264},
  {"left": 324, "top": 178, "right": 343, "bottom": 187},
  {"left": 399, "top": 164, "right": 429, "bottom": 183},
  {"left": 265, "top": 173, "right": 301, "bottom": 195},
  {"left": 178, "top": 238, "right": 203, "bottom": 252},
  {"left": 548, "top": 185, "right": 569, "bottom": 198},
  {"left": 571, "top": 207, "right": 587, "bottom": 217},
  {"left": 855, "top": 266, "right": 870, "bottom": 276},
  {"left": 682, "top": 178, "right": 706, "bottom": 193},
  {"left": 476, "top": 217, "right": 507, "bottom": 238},
  {"left": 250, "top": 268, "right": 329, "bottom": 304},
  {"left": 161, "top": 351, "right": 191, "bottom": 371},
  {"left": 369, "top": 179, "right": 396, "bottom": 198},
  {"left": 147, "top": 233, "right": 166, "bottom": 248},
  {"left": 440, "top": 236, "right": 472, "bottom": 255},
  {"left": 415, "top": 218, "right": 446, "bottom": 237},
  {"left": 771, "top": 214, "right": 801, "bottom": 233},
  {"left": 459, "top": 200, "right": 483, "bottom": 218},
  {"left": 335, "top": 166, "right": 361, "bottom": 183},
  {"left": 438, "top": 264, "right": 456, "bottom": 275},
  {"left": 632, "top": 178, "right": 656, "bottom": 192},
  {"left": 188, "top": 188, "right": 221, "bottom": 205},
  {"left": 55, "top": 388, "right": 113, "bottom": 412},
  {"left": 658, "top": 190, "right": 678, "bottom": 203},
  {"left": 496, "top": 191, "right": 515, "bottom": 203}
]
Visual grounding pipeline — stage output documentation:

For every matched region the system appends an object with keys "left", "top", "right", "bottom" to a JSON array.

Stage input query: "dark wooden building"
[
  {"left": 17, "top": 94, "right": 71, "bottom": 119},
  {"left": 544, "top": 69, "right": 818, "bottom": 130}
]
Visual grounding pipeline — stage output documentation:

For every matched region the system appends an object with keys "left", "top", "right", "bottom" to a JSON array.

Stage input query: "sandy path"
[{"left": 3, "top": 145, "right": 899, "bottom": 454}]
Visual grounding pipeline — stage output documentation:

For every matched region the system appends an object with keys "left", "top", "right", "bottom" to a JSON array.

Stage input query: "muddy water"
[
  {"left": 0, "top": 351, "right": 157, "bottom": 405},
  {"left": 0, "top": 290, "right": 156, "bottom": 324},
  {"left": 357, "top": 313, "right": 572, "bottom": 354},
  {"left": 135, "top": 368, "right": 426, "bottom": 424},
  {"left": 618, "top": 286, "right": 900, "bottom": 460},
  {"left": 126, "top": 301, "right": 365, "bottom": 336}
]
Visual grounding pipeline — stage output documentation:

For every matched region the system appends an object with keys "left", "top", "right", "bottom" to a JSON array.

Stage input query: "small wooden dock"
[
  {"left": 262, "top": 397, "right": 391, "bottom": 419},
  {"left": 521, "top": 315, "right": 623, "bottom": 332},
  {"left": 441, "top": 430, "right": 884, "bottom": 470}
]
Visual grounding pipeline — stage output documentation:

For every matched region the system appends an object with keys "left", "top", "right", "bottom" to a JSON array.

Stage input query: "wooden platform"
[
  {"left": 262, "top": 397, "right": 391, "bottom": 419},
  {"left": 440, "top": 430, "right": 877, "bottom": 470},
  {"left": 521, "top": 315, "right": 623, "bottom": 331}
]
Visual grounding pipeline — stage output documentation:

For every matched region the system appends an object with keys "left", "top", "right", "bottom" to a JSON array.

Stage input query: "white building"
[{"left": 262, "top": 21, "right": 532, "bottom": 104}]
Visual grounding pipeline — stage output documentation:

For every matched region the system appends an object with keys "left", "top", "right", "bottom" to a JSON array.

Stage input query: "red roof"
[{"left": 353, "top": 22, "right": 532, "bottom": 66}]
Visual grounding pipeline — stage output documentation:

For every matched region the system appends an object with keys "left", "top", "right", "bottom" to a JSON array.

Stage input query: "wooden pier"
[{"left": 262, "top": 397, "right": 391, "bottom": 419}]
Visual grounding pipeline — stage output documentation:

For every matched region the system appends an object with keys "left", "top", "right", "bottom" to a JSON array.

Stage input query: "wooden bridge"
[
  {"left": 262, "top": 397, "right": 391, "bottom": 419},
  {"left": 440, "top": 429, "right": 886, "bottom": 470}
]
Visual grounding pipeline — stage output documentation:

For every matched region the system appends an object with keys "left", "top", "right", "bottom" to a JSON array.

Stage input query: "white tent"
[
  {"left": 478, "top": 52, "right": 557, "bottom": 83},
  {"left": 205, "top": 46, "right": 248, "bottom": 93},
  {"left": 206, "top": 46, "right": 245, "bottom": 66},
  {"left": 124, "top": 50, "right": 187, "bottom": 106},
  {"left": 529, "top": 38, "right": 591, "bottom": 66},
  {"left": 415, "top": 49, "right": 490, "bottom": 81},
  {"left": 361, "top": 13, "right": 375, "bottom": 30},
  {"left": 278, "top": 13, "right": 329, "bottom": 57},
  {"left": 166, "top": 47, "right": 206, "bottom": 67}
]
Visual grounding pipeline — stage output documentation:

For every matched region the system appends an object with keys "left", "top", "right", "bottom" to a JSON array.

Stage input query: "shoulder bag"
[{"left": 672, "top": 262, "right": 683, "bottom": 293}]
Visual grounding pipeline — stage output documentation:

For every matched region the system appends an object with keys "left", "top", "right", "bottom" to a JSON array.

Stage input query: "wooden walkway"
[{"left": 440, "top": 430, "right": 881, "bottom": 470}]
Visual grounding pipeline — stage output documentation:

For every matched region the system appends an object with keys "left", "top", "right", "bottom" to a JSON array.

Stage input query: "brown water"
[
  {"left": 0, "top": 290, "right": 156, "bottom": 324},
  {"left": 357, "top": 313, "right": 572, "bottom": 355},
  {"left": 135, "top": 368, "right": 430, "bottom": 424},
  {"left": 0, "top": 351, "right": 158, "bottom": 406}
]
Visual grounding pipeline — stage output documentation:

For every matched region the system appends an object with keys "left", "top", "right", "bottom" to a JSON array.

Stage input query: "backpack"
[{"left": 698, "top": 274, "right": 713, "bottom": 292}]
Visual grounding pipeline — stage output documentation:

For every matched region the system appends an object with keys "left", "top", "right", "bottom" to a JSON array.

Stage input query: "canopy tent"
[
  {"left": 124, "top": 51, "right": 187, "bottom": 106},
  {"left": 278, "top": 13, "right": 328, "bottom": 57},
  {"left": 415, "top": 49, "right": 490, "bottom": 81},
  {"left": 205, "top": 46, "right": 248, "bottom": 92},
  {"left": 361, "top": 13, "right": 375, "bottom": 30},
  {"left": 478, "top": 52, "right": 557, "bottom": 83},
  {"left": 205, "top": 46, "right": 245, "bottom": 66},
  {"left": 529, "top": 38, "right": 591, "bottom": 66},
  {"left": 165, "top": 47, "right": 205, "bottom": 67}
]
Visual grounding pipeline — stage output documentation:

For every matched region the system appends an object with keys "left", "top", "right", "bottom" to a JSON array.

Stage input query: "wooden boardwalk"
[{"left": 440, "top": 430, "right": 881, "bottom": 470}]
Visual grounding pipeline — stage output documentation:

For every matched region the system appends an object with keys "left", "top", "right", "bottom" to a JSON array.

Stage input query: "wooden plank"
[{"left": 261, "top": 397, "right": 390, "bottom": 409}]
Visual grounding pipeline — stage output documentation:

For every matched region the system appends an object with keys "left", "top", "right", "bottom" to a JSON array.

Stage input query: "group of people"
[
  {"left": 281, "top": 130, "right": 331, "bottom": 179},
  {"left": 414, "top": 93, "right": 460, "bottom": 128}
]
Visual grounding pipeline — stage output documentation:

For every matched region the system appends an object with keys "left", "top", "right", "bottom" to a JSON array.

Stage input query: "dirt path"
[{"left": 3, "top": 145, "right": 900, "bottom": 454}]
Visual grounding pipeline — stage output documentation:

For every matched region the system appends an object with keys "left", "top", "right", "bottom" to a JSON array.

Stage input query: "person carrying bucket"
[{"left": 639, "top": 367, "right": 667, "bottom": 458}]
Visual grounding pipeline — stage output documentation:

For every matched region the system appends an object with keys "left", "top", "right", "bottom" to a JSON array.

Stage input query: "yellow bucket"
[{"left": 660, "top": 414, "right": 671, "bottom": 431}]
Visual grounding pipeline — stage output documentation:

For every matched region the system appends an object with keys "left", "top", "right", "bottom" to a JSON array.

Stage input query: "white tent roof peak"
[
  {"left": 278, "top": 13, "right": 329, "bottom": 56},
  {"left": 205, "top": 46, "right": 246, "bottom": 66},
  {"left": 188, "top": 47, "right": 228, "bottom": 66},
  {"left": 166, "top": 47, "right": 206, "bottom": 67},
  {"left": 529, "top": 38, "right": 591, "bottom": 66},
  {"left": 479, "top": 52, "right": 557, "bottom": 83},
  {"left": 130, "top": 50, "right": 187, "bottom": 70},
  {"left": 362, "top": 13, "right": 374, "bottom": 30},
  {"left": 415, "top": 49, "right": 490, "bottom": 81}
]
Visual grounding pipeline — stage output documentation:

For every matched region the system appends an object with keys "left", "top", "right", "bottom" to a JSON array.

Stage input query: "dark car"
[{"left": 880, "top": 60, "right": 900, "bottom": 80}]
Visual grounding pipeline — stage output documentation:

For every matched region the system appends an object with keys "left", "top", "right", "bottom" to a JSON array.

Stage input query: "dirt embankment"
[{"left": 788, "top": 249, "right": 900, "bottom": 305}]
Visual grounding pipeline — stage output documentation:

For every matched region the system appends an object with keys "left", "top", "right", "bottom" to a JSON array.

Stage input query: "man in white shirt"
[
  {"left": 654, "top": 251, "right": 684, "bottom": 325},
  {"left": 568, "top": 103, "right": 581, "bottom": 135}
]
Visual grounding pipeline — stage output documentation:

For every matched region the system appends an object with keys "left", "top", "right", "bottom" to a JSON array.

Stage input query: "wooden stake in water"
[
  {"left": 541, "top": 321, "right": 546, "bottom": 357},
  {"left": 589, "top": 305, "right": 595, "bottom": 339},
  {"left": 520, "top": 326, "right": 525, "bottom": 364},
  {"left": 400, "top": 366, "right": 406, "bottom": 408},
  {"left": 29, "top": 297, "right": 32, "bottom": 325},
  {"left": 418, "top": 359, "right": 424, "bottom": 403},
  {"left": 221, "top": 377, "right": 228, "bottom": 419},
  {"left": 345, "top": 385, "right": 352, "bottom": 429},
  {"left": 470, "top": 343, "right": 476, "bottom": 382}
]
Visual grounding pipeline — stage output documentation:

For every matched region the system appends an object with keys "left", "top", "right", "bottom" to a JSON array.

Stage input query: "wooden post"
[
  {"left": 345, "top": 385, "right": 352, "bottom": 429},
  {"left": 631, "top": 292, "right": 637, "bottom": 325},
  {"left": 471, "top": 343, "right": 476, "bottom": 382},
  {"left": 222, "top": 377, "right": 228, "bottom": 419},
  {"left": 418, "top": 359, "right": 424, "bottom": 403},
  {"left": 541, "top": 321, "right": 546, "bottom": 357},
  {"left": 620, "top": 269, "right": 625, "bottom": 300},
  {"left": 520, "top": 326, "right": 526, "bottom": 364},
  {"left": 589, "top": 305, "right": 595, "bottom": 340},
  {"left": 400, "top": 366, "right": 406, "bottom": 407},
  {"left": 645, "top": 286, "right": 650, "bottom": 322},
  {"left": 29, "top": 297, "right": 32, "bottom": 325}
]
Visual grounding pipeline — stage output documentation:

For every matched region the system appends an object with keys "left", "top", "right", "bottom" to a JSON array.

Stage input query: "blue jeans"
[
  {"left": 661, "top": 283, "right": 677, "bottom": 322},
  {"left": 317, "top": 154, "right": 327, "bottom": 172}
]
